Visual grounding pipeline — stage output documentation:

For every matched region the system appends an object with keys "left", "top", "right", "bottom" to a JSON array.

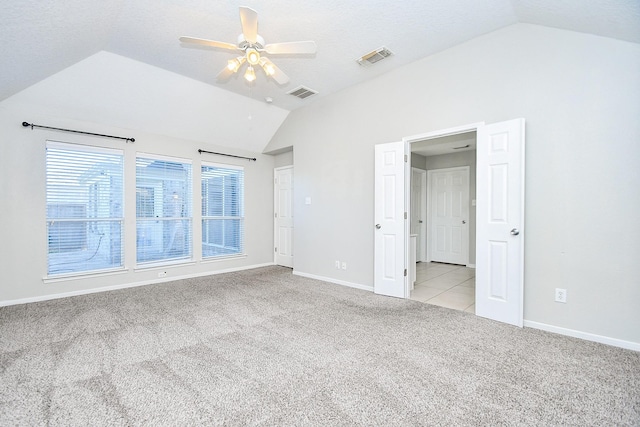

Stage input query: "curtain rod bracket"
[
  {"left": 198, "top": 149, "right": 256, "bottom": 162},
  {"left": 22, "top": 121, "right": 135, "bottom": 143}
]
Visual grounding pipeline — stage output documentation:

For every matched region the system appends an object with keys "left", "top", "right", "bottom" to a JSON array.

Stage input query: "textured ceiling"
[
  {"left": 412, "top": 132, "right": 477, "bottom": 157},
  {"left": 2, "top": 0, "right": 639, "bottom": 112}
]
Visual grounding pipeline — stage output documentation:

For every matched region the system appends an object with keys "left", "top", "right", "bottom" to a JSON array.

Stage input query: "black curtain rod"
[
  {"left": 198, "top": 149, "right": 256, "bottom": 161},
  {"left": 22, "top": 122, "right": 135, "bottom": 143}
]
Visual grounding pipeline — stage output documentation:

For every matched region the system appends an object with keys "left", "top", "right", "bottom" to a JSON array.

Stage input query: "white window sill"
[
  {"left": 201, "top": 254, "right": 247, "bottom": 264},
  {"left": 134, "top": 259, "right": 197, "bottom": 272},
  {"left": 43, "top": 267, "right": 129, "bottom": 284}
]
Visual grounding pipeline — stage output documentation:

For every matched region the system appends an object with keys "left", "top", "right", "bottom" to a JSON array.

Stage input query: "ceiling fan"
[{"left": 179, "top": 6, "right": 316, "bottom": 85}]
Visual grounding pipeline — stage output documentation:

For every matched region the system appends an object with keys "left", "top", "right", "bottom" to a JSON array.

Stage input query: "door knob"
[
  {"left": 510, "top": 228, "right": 520, "bottom": 236},
  {"left": 462, "top": 220, "right": 466, "bottom": 224},
  {"left": 375, "top": 224, "right": 381, "bottom": 229}
]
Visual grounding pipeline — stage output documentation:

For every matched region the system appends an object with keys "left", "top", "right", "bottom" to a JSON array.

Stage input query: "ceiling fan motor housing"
[{"left": 238, "top": 34, "right": 265, "bottom": 50}]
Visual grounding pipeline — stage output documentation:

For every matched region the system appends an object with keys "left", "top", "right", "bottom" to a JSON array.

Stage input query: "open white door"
[
  {"left": 374, "top": 141, "right": 407, "bottom": 298},
  {"left": 274, "top": 166, "right": 293, "bottom": 268},
  {"left": 476, "top": 119, "right": 525, "bottom": 327}
]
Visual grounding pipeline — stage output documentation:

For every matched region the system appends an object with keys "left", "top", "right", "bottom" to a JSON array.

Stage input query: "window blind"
[
  {"left": 201, "top": 162, "right": 244, "bottom": 258},
  {"left": 136, "top": 154, "right": 193, "bottom": 264},
  {"left": 46, "top": 141, "right": 124, "bottom": 276}
]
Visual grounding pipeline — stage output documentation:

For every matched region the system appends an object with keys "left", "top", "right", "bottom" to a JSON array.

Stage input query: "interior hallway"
[{"left": 410, "top": 262, "right": 475, "bottom": 313}]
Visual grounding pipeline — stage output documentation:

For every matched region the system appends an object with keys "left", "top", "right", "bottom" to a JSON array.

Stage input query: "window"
[
  {"left": 136, "top": 154, "right": 192, "bottom": 264},
  {"left": 46, "top": 141, "right": 124, "bottom": 276},
  {"left": 201, "top": 163, "right": 244, "bottom": 258}
]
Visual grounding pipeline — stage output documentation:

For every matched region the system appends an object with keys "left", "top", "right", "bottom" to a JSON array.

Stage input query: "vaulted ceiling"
[
  {"left": 2, "top": 1, "right": 638, "bottom": 154},
  {"left": 3, "top": 0, "right": 639, "bottom": 111}
]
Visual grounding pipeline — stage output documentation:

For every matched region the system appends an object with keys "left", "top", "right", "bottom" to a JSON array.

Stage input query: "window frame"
[
  {"left": 45, "top": 140, "right": 125, "bottom": 278},
  {"left": 135, "top": 152, "right": 193, "bottom": 267},
  {"left": 201, "top": 161, "right": 245, "bottom": 260}
]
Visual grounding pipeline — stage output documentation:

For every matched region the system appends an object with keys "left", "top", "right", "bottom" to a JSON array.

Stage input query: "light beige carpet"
[{"left": 1, "top": 266, "right": 639, "bottom": 425}]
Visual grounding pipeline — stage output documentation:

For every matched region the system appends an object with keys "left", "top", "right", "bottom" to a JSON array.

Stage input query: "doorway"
[
  {"left": 374, "top": 119, "right": 525, "bottom": 327},
  {"left": 410, "top": 134, "right": 476, "bottom": 310},
  {"left": 274, "top": 166, "right": 294, "bottom": 268},
  {"left": 411, "top": 132, "right": 477, "bottom": 266}
]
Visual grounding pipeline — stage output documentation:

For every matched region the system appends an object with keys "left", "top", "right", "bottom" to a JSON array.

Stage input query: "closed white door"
[
  {"left": 374, "top": 141, "right": 407, "bottom": 298},
  {"left": 476, "top": 119, "right": 525, "bottom": 327},
  {"left": 274, "top": 166, "right": 293, "bottom": 268},
  {"left": 428, "top": 166, "right": 469, "bottom": 265}
]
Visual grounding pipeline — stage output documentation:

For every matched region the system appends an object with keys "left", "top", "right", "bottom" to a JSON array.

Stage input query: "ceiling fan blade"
[
  {"left": 264, "top": 41, "right": 317, "bottom": 55},
  {"left": 239, "top": 7, "right": 258, "bottom": 44},
  {"left": 179, "top": 36, "right": 238, "bottom": 51},
  {"left": 260, "top": 58, "right": 289, "bottom": 85},
  {"left": 216, "top": 66, "right": 236, "bottom": 81}
]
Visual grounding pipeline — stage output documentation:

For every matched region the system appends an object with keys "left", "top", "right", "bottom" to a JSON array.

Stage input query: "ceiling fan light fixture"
[
  {"left": 227, "top": 57, "right": 245, "bottom": 72},
  {"left": 259, "top": 58, "right": 275, "bottom": 76},
  {"left": 244, "top": 65, "right": 256, "bottom": 82},
  {"left": 246, "top": 48, "right": 260, "bottom": 65},
  {"left": 181, "top": 7, "right": 313, "bottom": 85}
]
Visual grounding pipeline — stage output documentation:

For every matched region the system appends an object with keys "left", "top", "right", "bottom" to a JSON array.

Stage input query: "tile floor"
[{"left": 410, "top": 262, "right": 475, "bottom": 313}]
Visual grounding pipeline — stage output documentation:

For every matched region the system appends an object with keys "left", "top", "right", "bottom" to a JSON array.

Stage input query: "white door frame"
[
  {"left": 425, "top": 166, "right": 470, "bottom": 266},
  {"left": 410, "top": 167, "right": 427, "bottom": 262}
]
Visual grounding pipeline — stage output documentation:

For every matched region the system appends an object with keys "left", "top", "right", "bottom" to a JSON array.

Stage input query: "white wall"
[
  {"left": 264, "top": 24, "right": 640, "bottom": 345},
  {"left": 410, "top": 153, "right": 426, "bottom": 170},
  {"left": 273, "top": 150, "right": 294, "bottom": 168},
  {"left": 0, "top": 107, "right": 275, "bottom": 303},
  {"left": 3, "top": 51, "right": 290, "bottom": 154}
]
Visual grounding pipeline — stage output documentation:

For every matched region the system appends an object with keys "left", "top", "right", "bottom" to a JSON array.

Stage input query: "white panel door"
[
  {"left": 428, "top": 167, "right": 469, "bottom": 265},
  {"left": 374, "top": 141, "right": 406, "bottom": 298},
  {"left": 476, "top": 119, "right": 525, "bottom": 327},
  {"left": 274, "top": 166, "right": 293, "bottom": 268}
]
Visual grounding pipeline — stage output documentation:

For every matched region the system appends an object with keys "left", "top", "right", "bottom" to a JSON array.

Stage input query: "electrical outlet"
[
  {"left": 158, "top": 271, "right": 167, "bottom": 278},
  {"left": 341, "top": 262, "right": 347, "bottom": 270},
  {"left": 555, "top": 288, "right": 567, "bottom": 303},
  {"left": 335, "top": 260, "right": 340, "bottom": 269}
]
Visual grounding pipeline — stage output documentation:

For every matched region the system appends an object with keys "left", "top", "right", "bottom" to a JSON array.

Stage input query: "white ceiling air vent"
[
  {"left": 287, "top": 86, "right": 318, "bottom": 100},
  {"left": 356, "top": 46, "right": 393, "bottom": 66}
]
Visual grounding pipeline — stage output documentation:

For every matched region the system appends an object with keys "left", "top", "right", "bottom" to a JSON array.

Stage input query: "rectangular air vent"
[
  {"left": 287, "top": 86, "right": 318, "bottom": 100},
  {"left": 356, "top": 46, "right": 393, "bottom": 66}
]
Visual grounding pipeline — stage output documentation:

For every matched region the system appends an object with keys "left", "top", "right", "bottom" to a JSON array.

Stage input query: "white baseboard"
[
  {"left": 524, "top": 320, "right": 639, "bottom": 352},
  {"left": 466, "top": 264, "right": 476, "bottom": 268},
  {"left": 293, "top": 271, "right": 374, "bottom": 292},
  {"left": 0, "top": 262, "right": 275, "bottom": 307}
]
